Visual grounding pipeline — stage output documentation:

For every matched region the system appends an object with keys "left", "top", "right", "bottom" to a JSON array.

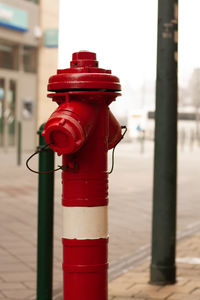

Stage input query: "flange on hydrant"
[{"left": 42, "top": 51, "right": 122, "bottom": 300}]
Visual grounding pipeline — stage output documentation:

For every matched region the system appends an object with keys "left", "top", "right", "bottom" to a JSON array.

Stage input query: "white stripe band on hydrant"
[{"left": 62, "top": 206, "right": 108, "bottom": 239}]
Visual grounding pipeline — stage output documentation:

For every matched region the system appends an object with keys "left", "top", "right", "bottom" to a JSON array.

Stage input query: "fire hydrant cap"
[
  {"left": 48, "top": 51, "right": 121, "bottom": 91},
  {"left": 71, "top": 51, "right": 97, "bottom": 68},
  {"left": 42, "top": 116, "right": 85, "bottom": 155}
]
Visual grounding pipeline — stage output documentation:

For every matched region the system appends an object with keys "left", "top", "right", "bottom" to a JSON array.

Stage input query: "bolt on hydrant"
[{"left": 42, "top": 51, "right": 122, "bottom": 300}]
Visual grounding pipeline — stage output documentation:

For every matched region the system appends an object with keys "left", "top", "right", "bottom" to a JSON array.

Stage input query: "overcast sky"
[{"left": 58, "top": 0, "right": 200, "bottom": 113}]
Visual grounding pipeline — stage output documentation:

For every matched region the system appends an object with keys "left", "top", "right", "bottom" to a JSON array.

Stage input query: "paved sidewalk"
[
  {"left": 109, "top": 233, "right": 200, "bottom": 300},
  {"left": 1, "top": 142, "right": 200, "bottom": 299}
]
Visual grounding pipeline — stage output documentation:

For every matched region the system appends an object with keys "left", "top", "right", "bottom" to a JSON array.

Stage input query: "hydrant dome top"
[
  {"left": 71, "top": 51, "right": 97, "bottom": 67},
  {"left": 48, "top": 51, "right": 121, "bottom": 91}
]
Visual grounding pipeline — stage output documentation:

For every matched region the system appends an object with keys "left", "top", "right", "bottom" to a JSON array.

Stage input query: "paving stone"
[
  {"left": 23, "top": 281, "right": 36, "bottom": 290},
  {"left": 2, "top": 289, "right": 34, "bottom": 299},
  {"left": 133, "top": 284, "right": 172, "bottom": 299},
  {"left": 191, "top": 288, "right": 200, "bottom": 295},
  {"left": 1, "top": 272, "right": 35, "bottom": 282},
  {"left": 0, "top": 282, "right": 25, "bottom": 290},
  {"left": 0, "top": 292, "right": 6, "bottom": 300},
  {"left": 158, "top": 281, "right": 200, "bottom": 294},
  {"left": 114, "top": 298, "right": 135, "bottom": 300},
  {"left": 0, "top": 263, "right": 31, "bottom": 273},
  {"left": 168, "top": 293, "right": 200, "bottom": 300}
]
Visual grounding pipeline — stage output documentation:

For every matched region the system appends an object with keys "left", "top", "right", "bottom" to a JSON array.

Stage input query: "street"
[{"left": 0, "top": 140, "right": 200, "bottom": 299}]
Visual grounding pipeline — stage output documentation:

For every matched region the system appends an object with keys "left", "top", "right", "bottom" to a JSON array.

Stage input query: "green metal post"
[
  {"left": 17, "top": 121, "right": 22, "bottom": 166},
  {"left": 150, "top": 0, "right": 178, "bottom": 284},
  {"left": 37, "top": 123, "right": 55, "bottom": 300}
]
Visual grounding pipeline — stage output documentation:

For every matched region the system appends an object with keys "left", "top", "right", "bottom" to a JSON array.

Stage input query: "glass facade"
[
  {"left": 0, "top": 38, "right": 37, "bottom": 148},
  {"left": 23, "top": 46, "right": 37, "bottom": 73},
  {"left": 0, "top": 40, "right": 37, "bottom": 73},
  {"left": 0, "top": 79, "right": 17, "bottom": 147},
  {"left": 0, "top": 43, "right": 18, "bottom": 70}
]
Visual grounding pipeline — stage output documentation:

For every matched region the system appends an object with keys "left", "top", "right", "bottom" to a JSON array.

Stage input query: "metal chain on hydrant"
[
  {"left": 26, "top": 143, "right": 63, "bottom": 174},
  {"left": 108, "top": 125, "right": 127, "bottom": 174}
]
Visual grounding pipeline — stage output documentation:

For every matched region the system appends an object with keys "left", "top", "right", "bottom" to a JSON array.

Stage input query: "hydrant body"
[{"left": 42, "top": 51, "right": 122, "bottom": 300}]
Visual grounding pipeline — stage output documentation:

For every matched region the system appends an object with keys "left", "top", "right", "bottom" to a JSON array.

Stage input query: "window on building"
[
  {"left": 0, "top": 41, "right": 19, "bottom": 70},
  {"left": 23, "top": 46, "right": 37, "bottom": 73},
  {"left": 24, "top": 0, "right": 39, "bottom": 3}
]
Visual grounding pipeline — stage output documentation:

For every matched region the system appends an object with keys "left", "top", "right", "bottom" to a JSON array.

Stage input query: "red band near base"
[
  {"left": 62, "top": 174, "right": 108, "bottom": 207},
  {"left": 62, "top": 238, "right": 108, "bottom": 300}
]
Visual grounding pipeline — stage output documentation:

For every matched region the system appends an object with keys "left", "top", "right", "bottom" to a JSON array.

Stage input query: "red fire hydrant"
[{"left": 42, "top": 51, "right": 122, "bottom": 300}]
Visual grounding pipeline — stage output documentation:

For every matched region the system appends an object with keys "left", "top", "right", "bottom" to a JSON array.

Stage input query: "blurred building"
[{"left": 0, "top": 0, "right": 59, "bottom": 151}]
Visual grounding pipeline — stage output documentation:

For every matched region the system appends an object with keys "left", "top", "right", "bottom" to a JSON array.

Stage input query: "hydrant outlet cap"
[{"left": 43, "top": 118, "right": 85, "bottom": 154}]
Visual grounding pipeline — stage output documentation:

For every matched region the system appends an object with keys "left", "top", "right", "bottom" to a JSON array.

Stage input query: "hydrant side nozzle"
[
  {"left": 108, "top": 110, "right": 123, "bottom": 149},
  {"left": 42, "top": 100, "right": 99, "bottom": 155},
  {"left": 43, "top": 119, "right": 85, "bottom": 155}
]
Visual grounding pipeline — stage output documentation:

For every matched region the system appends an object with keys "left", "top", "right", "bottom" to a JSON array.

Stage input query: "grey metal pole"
[
  {"left": 150, "top": 0, "right": 178, "bottom": 284},
  {"left": 37, "top": 123, "right": 55, "bottom": 300}
]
